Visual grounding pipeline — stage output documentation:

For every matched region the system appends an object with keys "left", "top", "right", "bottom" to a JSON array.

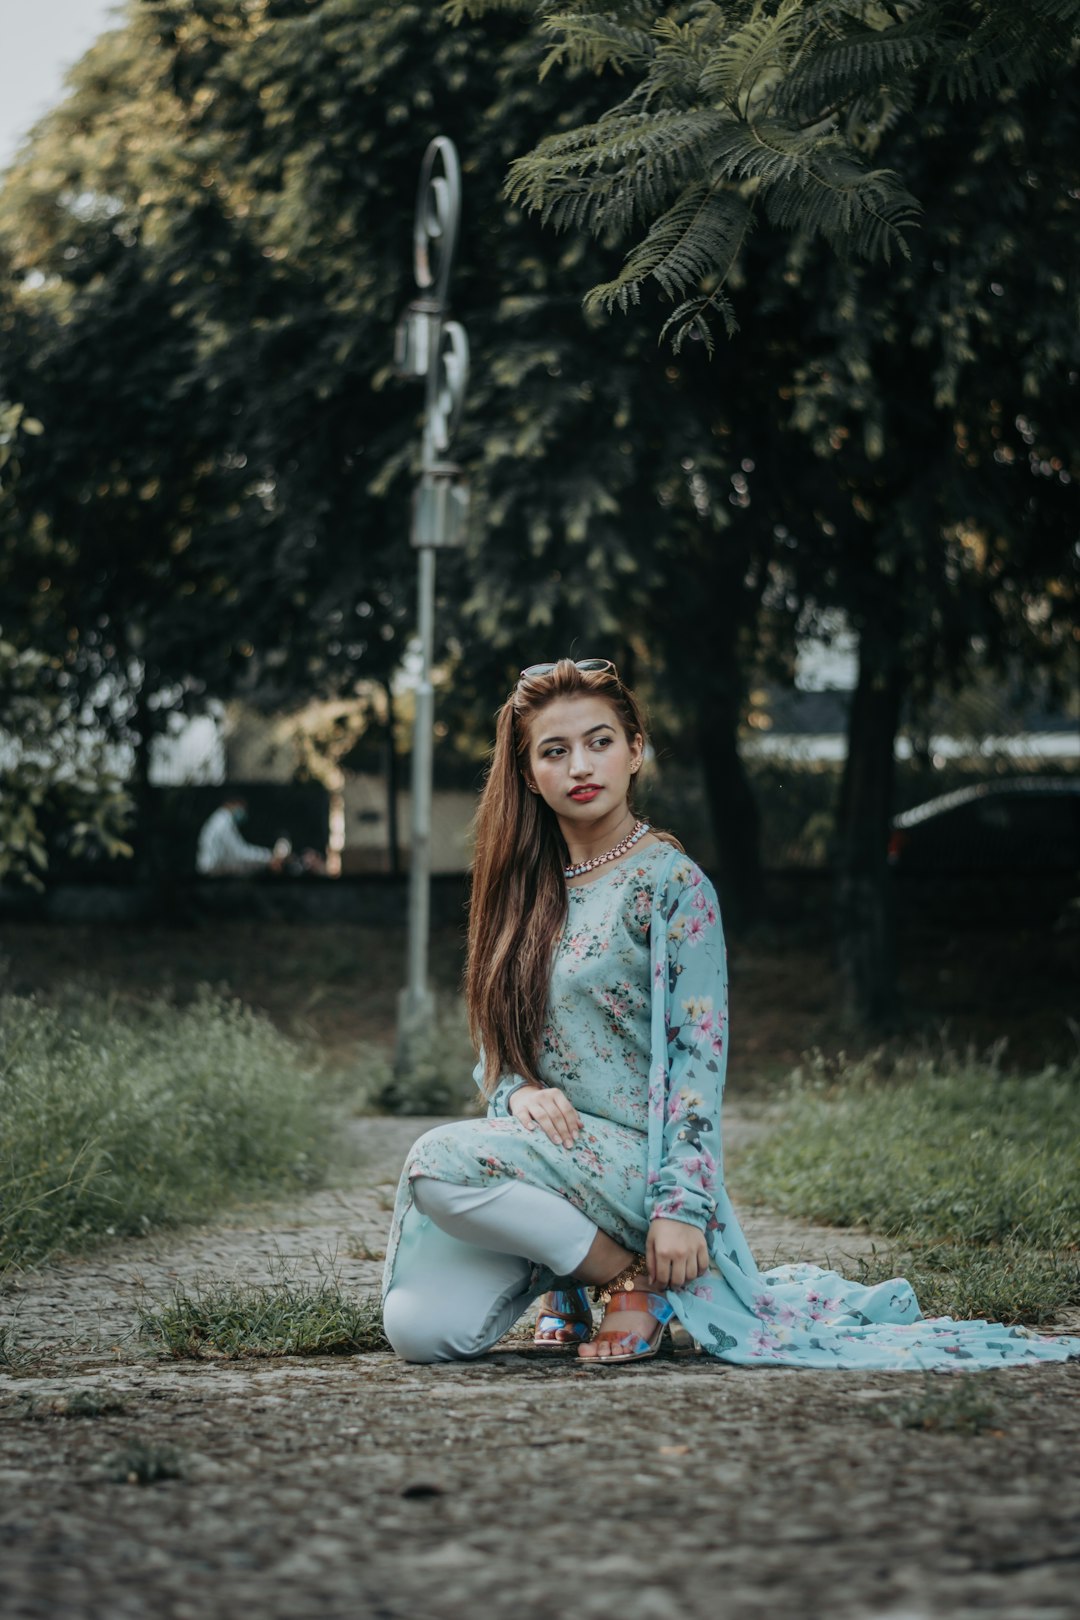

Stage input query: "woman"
[{"left": 382, "top": 659, "right": 1076, "bottom": 1370}]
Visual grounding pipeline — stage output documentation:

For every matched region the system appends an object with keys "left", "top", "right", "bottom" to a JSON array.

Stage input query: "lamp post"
[{"left": 393, "top": 136, "right": 470, "bottom": 1073}]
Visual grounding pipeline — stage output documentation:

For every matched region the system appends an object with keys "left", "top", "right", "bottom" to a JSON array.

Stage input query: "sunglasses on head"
[{"left": 518, "top": 658, "right": 617, "bottom": 681}]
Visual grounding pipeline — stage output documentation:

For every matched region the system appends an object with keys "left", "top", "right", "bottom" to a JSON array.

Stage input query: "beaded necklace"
[{"left": 563, "top": 820, "right": 651, "bottom": 881}]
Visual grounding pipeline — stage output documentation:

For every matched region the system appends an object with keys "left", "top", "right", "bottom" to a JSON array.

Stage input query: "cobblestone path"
[{"left": 2, "top": 1111, "right": 1077, "bottom": 1620}]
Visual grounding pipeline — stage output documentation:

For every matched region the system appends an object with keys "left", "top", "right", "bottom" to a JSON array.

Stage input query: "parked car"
[{"left": 887, "top": 777, "right": 1080, "bottom": 873}]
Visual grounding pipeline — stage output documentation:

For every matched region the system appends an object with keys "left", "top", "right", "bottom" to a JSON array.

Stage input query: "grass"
[
  {"left": 737, "top": 1044, "right": 1080, "bottom": 1247},
  {"left": 874, "top": 1371, "right": 1011, "bottom": 1435},
  {"left": 0, "top": 984, "right": 351, "bottom": 1272},
  {"left": 735, "top": 1043, "right": 1080, "bottom": 1322},
  {"left": 138, "top": 1273, "right": 389, "bottom": 1358},
  {"left": 849, "top": 1243, "right": 1080, "bottom": 1326},
  {"left": 23, "top": 1388, "right": 129, "bottom": 1420},
  {"left": 101, "top": 1441, "right": 186, "bottom": 1484}
]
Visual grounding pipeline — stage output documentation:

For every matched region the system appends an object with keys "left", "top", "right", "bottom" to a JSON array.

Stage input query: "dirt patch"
[{"left": 2, "top": 1114, "right": 1077, "bottom": 1620}]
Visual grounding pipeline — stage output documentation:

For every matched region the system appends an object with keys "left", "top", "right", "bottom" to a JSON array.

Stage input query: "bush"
[
  {"left": 371, "top": 999, "right": 479, "bottom": 1116},
  {"left": 0, "top": 985, "right": 335, "bottom": 1270}
]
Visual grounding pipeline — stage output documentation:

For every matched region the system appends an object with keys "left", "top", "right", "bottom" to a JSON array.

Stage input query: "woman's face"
[{"left": 525, "top": 694, "right": 642, "bottom": 826}]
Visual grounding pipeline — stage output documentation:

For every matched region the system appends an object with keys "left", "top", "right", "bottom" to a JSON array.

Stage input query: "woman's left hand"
[{"left": 646, "top": 1218, "right": 710, "bottom": 1291}]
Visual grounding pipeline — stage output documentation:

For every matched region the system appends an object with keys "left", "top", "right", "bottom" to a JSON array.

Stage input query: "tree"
[
  {"left": 0, "top": 400, "right": 131, "bottom": 885},
  {"left": 448, "top": 0, "right": 1080, "bottom": 346},
  {"left": 778, "top": 81, "right": 1080, "bottom": 1024},
  {"left": 449, "top": 0, "right": 1080, "bottom": 1021},
  {"left": 2, "top": 0, "right": 1074, "bottom": 1036},
  {"left": 0, "top": 0, "right": 781, "bottom": 922}
]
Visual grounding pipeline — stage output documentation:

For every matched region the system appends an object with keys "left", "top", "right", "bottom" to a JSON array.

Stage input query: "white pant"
[{"left": 382, "top": 1177, "right": 598, "bottom": 1363}]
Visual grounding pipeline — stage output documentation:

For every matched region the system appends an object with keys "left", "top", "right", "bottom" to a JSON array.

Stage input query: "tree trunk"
[
  {"left": 832, "top": 625, "right": 907, "bottom": 1029},
  {"left": 130, "top": 680, "right": 156, "bottom": 886},
  {"left": 383, "top": 678, "right": 401, "bottom": 878},
  {"left": 696, "top": 682, "right": 764, "bottom": 934}
]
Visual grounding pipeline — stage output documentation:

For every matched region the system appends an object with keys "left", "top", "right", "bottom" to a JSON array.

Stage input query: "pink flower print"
[
  {"left": 686, "top": 866, "right": 704, "bottom": 887},
  {"left": 748, "top": 1326, "right": 784, "bottom": 1357},
  {"left": 683, "top": 915, "right": 707, "bottom": 946},
  {"left": 753, "top": 1291, "right": 778, "bottom": 1317},
  {"left": 705, "top": 903, "right": 718, "bottom": 926},
  {"left": 688, "top": 1282, "right": 715, "bottom": 1302},
  {"left": 647, "top": 1169, "right": 660, "bottom": 1187},
  {"left": 691, "top": 889, "right": 708, "bottom": 912},
  {"left": 656, "top": 1188, "right": 686, "bottom": 1218},
  {"left": 600, "top": 990, "right": 630, "bottom": 1023},
  {"left": 667, "top": 1091, "right": 683, "bottom": 1123},
  {"left": 777, "top": 1303, "right": 802, "bottom": 1327},
  {"left": 691, "top": 1010, "right": 714, "bottom": 1044}
]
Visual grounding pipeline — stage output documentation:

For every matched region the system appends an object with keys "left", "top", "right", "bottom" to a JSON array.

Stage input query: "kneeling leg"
[{"left": 383, "top": 1202, "right": 538, "bottom": 1364}]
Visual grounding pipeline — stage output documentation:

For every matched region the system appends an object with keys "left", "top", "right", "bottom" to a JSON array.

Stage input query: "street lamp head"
[
  {"left": 392, "top": 299, "right": 441, "bottom": 380},
  {"left": 413, "top": 137, "right": 461, "bottom": 304}
]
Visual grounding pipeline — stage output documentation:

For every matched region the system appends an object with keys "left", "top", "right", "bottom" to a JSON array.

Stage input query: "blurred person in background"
[{"left": 196, "top": 796, "right": 284, "bottom": 876}]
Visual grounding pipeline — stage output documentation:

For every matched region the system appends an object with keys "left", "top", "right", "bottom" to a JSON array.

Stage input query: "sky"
[{"left": 0, "top": 0, "right": 121, "bottom": 171}]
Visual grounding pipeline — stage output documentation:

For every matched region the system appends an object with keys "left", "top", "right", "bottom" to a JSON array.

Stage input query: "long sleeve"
[
  {"left": 196, "top": 809, "right": 274, "bottom": 874},
  {"left": 646, "top": 858, "right": 728, "bottom": 1230},
  {"left": 473, "top": 1055, "right": 534, "bottom": 1119}
]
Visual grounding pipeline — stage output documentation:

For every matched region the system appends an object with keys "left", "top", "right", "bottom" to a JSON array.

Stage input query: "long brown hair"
[{"left": 467, "top": 658, "right": 670, "bottom": 1093}]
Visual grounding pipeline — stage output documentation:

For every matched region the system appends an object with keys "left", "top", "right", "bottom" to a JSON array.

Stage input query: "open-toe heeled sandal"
[
  {"left": 578, "top": 1286, "right": 675, "bottom": 1365},
  {"left": 533, "top": 1286, "right": 594, "bottom": 1350}
]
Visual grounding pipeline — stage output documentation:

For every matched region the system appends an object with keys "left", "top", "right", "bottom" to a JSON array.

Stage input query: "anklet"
[{"left": 592, "top": 1253, "right": 647, "bottom": 1304}]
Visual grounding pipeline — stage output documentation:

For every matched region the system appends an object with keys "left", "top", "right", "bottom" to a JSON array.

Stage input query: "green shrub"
[
  {"left": 0, "top": 986, "right": 335, "bottom": 1270},
  {"left": 372, "top": 999, "right": 479, "bottom": 1116}
]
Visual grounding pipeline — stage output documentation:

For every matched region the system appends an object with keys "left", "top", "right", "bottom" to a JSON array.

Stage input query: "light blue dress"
[{"left": 384, "top": 843, "right": 1077, "bottom": 1369}]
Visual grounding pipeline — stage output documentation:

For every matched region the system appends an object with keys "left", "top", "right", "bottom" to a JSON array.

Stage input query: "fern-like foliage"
[
  {"left": 442, "top": 0, "right": 548, "bottom": 21},
  {"left": 506, "top": 106, "right": 730, "bottom": 236},
  {"left": 450, "top": 0, "right": 1080, "bottom": 346},
  {"left": 699, "top": 0, "right": 807, "bottom": 117},
  {"left": 776, "top": 17, "right": 942, "bottom": 122},
  {"left": 535, "top": 13, "right": 659, "bottom": 79},
  {"left": 583, "top": 181, "right": 752, "bottom": 312},
  {"left": 932, "top": 0, "right": 1080, "bottom": 102}
]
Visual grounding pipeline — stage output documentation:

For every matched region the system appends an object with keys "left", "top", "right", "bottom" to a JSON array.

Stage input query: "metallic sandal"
[
  {"left": 533, "top": 1286, "right": 595, "bottom": 1350},
  {"left": 578, "top": 1287, "right": 675, "bottom": 1365}
]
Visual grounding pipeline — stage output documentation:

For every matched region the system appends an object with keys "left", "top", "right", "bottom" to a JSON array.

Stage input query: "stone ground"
[{"left": 2, "top": 1111, "right": 1078, "bottom": 1620}]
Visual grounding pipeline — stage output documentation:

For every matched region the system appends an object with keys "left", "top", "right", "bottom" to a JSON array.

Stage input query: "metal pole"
[
  {"left": 404, "top": 545, "right": 436, "bottom": 1014},
  {"left": 393, "top": 137, "right": 470, "bottom": 1074}
]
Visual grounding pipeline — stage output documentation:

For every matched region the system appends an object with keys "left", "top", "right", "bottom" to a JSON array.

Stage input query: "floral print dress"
[{"left": 383, "top": 843, "right": 1077, "bottom": 1370}]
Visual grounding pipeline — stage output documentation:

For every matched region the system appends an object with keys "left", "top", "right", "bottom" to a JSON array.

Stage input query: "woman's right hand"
[{"left": 509, "top": 1083, "right": 581, "bottom": 1149}]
